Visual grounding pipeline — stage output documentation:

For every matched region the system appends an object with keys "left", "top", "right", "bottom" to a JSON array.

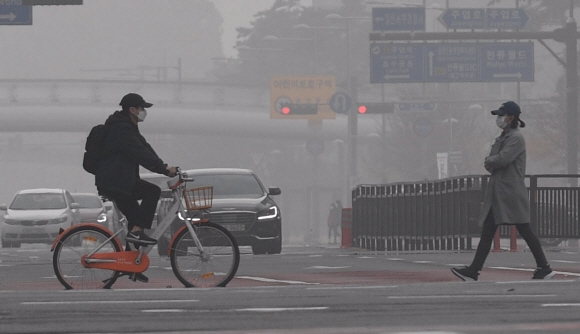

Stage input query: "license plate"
[
  {"left": 221, "top": 224, "right": 245, "bottom": 232},
  {"left": 23, "top": 227, "right": 45, "bottom": 234}
]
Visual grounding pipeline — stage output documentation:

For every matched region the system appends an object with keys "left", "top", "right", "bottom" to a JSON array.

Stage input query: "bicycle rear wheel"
[
  {"left": 170, "top": 222, "right": 240, "bottom": 288},
  {"left": 53, "top": 225, "right": 123, "bottom": 290}
]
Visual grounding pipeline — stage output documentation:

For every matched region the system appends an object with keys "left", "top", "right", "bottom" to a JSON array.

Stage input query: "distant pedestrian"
[
  {"left": 451, "top": 101, "right": 554, "bottom": 281},
  {"left": 327, "top": 200, "right": 342, "bottom": 244}
]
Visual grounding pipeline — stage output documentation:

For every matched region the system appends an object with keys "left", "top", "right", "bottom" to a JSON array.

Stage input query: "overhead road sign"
[
  {"left": 372, "top": 7, "right": 425, "bottom": 32},
  {"left": 438, "top": 8, "right": 485, "bottom": 30},
  {"left": 370, "top": 42, "right": 534, "bottom": 83},
  {"left": 0, "top": 4, "right": 32, "bottom": 25},
  {"left": 438, "top": 8, "right": 529, "bottom": 30},
  {"left": 22, "top": 0, "right": 82, "bottom": 5}
]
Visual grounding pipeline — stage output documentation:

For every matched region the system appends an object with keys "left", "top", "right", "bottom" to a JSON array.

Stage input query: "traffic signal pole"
[{"left": 370, "top": 24, "right": 580, "bottom": 183}]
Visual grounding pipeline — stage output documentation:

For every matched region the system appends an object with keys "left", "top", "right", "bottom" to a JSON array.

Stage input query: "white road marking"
[
  {"left": 387, "top": 258, "right": 403, "bottom": 261},
  {"left": 22, "top": 299, "right": 199, "bottom": 305},
  {"left": 142, "top": 309, "right": 187, "bottom": 313},
  {"left": 388, "top": 294, "right": 556, "bottom": 299},
  {"left": 357, "top": 256, "right": 374, "bottom": 259},
  {"left": 236, "top": 276, "right": 318, "bottom": 285},
  {"left": 308, "top": 255, "right": 323, "bottom": 258},
  {"left": 542, "top": 303, "right": 580, "bottom": 307},
  {"left": 306, "top": 266, "right": 351, "bottom": 269},
  {"left": 412, "top": 261, "right": 433, "bottom": 264},
  {"left": 552, "top": 260, "right": 580, "bottom": 264},
  {"left": 308, "top": 285, "right": 398, "bottom": 290},
  {"left": 235, "top": 307, "right": 328, "bottom": 312},
  {"left": 490, "top": 266, "right": 580, "bottom": 277}
]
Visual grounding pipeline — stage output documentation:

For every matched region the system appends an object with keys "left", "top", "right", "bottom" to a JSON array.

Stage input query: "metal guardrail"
[{"left": 352, "top": 175, "right": 580, "bottom": 251}]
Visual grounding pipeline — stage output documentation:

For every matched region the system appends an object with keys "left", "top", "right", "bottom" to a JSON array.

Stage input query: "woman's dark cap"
[
  {"left": 491, "top": 101, "right": 521, "bottom": 116},
  {"left": 119, "top": 93, "right": 153, "bottom": 109}
]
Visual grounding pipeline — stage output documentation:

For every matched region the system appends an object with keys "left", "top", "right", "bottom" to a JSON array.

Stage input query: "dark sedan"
[{"left": 141, "top": 168, "right": 282, "bottom": 255}]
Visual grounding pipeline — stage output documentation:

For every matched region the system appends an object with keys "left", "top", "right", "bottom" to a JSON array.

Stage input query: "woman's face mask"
[
  {"left": 137, "top": 110, "right": 147, "bottom": 122},
  {"left": 496, "top": 115, "right": 508, "bottom": 129}
]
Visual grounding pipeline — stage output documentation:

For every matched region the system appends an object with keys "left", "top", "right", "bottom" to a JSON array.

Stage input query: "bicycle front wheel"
[
  {"left": 53, "top": 225, "right": 123, "bottom": 290},
  {"left": 170, "top": 222, "right": 240, "bottom": 288}
]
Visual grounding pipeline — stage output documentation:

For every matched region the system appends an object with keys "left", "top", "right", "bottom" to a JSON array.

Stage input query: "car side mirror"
[
  {"left": 70, "top": 203, "right": 80, "bottom": 210},
  {"left": 268, "top": 187, "right": 281, "bottom": 196},
  {"left": 0, "top": 204, "right": 6, "bottom": 211}
]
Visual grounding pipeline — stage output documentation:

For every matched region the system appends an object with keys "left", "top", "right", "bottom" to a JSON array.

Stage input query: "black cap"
[
  {"left": 491, "top": 101, "right": 521, "bottom": 116},
  {"left": 119, "top": 93, "right": 153, "bottom": 109}
]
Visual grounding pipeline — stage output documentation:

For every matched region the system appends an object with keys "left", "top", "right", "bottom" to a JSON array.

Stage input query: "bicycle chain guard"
[{"left": 81, "top": 251, "right": 150, "bottom": 273}]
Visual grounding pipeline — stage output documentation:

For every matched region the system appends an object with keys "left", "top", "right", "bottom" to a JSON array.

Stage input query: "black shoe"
[
  {"left": 126, "top": 230, "right": 157, "bottom": 245},
  {"left": 451, "top": 266, "right": 479, "bottom": 281},
  {"left": 129, "top": 272, "right": 149, "bottom": 283},
  {"left": 532, "top": 266, "right": 555, "bottom": 279}
]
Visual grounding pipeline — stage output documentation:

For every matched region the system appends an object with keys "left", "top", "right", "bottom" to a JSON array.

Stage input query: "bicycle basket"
[{"left": 183, "top": 186, "right": 213, "bottom": 210}]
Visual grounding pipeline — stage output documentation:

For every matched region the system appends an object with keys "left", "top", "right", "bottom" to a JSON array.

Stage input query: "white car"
[
  {"left": 0, "top": 188, "right": 81, "bottom": 248},
  {"left": 71, "top": 193, "right": 107, "bottom": 226}
]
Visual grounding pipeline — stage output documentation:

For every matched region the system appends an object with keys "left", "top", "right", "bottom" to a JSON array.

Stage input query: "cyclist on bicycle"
[{"left": 95, "top": 93, "right": 177, "bottom": 253}]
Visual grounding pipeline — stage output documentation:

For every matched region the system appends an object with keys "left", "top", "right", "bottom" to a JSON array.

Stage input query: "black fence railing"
[{"left": 352, "top": 175, "right": 580, "bottom": 251}]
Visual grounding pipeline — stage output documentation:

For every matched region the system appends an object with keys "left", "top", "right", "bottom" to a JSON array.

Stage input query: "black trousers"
[
  {"left": 99, "top": 179, "right": 161, "bottom": 231},
  {"left": 469, "top": 208, "right": 549, "bottom": 271}
]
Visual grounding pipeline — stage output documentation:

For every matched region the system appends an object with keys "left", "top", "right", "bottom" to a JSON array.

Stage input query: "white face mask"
[
  {"left": 496, "top": 115, "right": 508, "bottom": 129},
  {"left": 137, "top": 110, "right": 147, "bottom": 122}
]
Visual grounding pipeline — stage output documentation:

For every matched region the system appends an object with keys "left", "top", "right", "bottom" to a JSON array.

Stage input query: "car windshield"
[
  {"left": 10, "top": 193, "right": 67, "bottom": 210},
  {"left": 72, "top": 195, "right": 102, "bottom": 209},
  {"left": 191, "top": 174, "right": 265, "bottom": 199}
]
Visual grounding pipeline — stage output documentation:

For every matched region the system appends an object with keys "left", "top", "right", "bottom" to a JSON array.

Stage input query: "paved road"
[{"left": 1, "top": 243, "right": 580, "bottom": 333}]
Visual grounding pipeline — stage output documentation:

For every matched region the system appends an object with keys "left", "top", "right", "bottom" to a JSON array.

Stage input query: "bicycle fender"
[
  {"left": 51, "top": 223, "right": 121, "bottom": 251},
  {"left": 168, "top": 225, "right": 188, "bottom": 255},
  {"left": 168, "top": 220, "right": 209, "bottom": 255}
]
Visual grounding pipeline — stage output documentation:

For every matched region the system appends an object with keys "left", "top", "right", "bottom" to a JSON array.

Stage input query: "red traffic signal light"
[
  {"left": 357, "top": 102, "right": 395, "bottom": 114},
  {"left": 279, "top": 103, "right": 318, "bottom": 115}
]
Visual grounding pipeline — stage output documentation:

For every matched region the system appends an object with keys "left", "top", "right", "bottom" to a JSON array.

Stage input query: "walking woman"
[{"left": 451, "top": 101, "right": 554, "bottom": 281}]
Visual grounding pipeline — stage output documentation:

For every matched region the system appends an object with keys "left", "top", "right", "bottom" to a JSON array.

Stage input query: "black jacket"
[{"left": 95, "top": 110, "right": 168, "bottom": 195}]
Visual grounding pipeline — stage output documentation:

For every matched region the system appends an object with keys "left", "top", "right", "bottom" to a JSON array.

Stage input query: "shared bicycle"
[{"left": 51, "top": 169, "right": 240, "bottom": 289}]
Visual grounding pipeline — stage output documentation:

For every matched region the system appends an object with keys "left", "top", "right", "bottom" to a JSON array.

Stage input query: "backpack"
[{"left": 82, "top": 124, "right": 110, "bottom": 174}]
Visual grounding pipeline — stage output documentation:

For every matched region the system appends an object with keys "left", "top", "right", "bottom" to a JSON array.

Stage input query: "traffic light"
[
  {"left": 280, "top": 103, "right": 318, "bottom": 115},
  {"left": 357, "top": 102, "right": 395, "bottom": 114}
]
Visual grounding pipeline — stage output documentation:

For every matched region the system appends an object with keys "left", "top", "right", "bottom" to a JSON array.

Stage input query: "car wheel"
[
  {"left": 252, "top": 238, "right": 282, "bottom": 255},
  {"left": 540, "top": 238, "right": 563, "bottom": 247},
  {"left": 252, "top": 243, "right": 267, "bottom": 255},
  {"left": 1, "top": 238, "right": 20, "bottom": 248}
]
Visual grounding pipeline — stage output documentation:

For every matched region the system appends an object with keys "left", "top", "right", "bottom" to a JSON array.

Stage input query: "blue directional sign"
[
  {"left": 438, "top": 8, "right": 485, "bottom": 30},
  {"left": 439, "top": 8, "right": 529, "bottom": 30},
  {"left": 370, "top": 43, "right": 424, "bottom": 83},
  {"left": 0, "top": 4, "right": 32, "bottom": 25},
  {"left": 480, "top": 42, "right": 534, "bottom": 82},
  {"left": 486, "top": 8, "right": 529, "bottom": 30},
  {"left": 371, "top": 42, "right": 534, "bottom": 83},
  {"left": 424, "top": 43, "right": 479, "bottom": 82},
  {"left": 372, "top": 7, "right": 425, "bottom": 32}
]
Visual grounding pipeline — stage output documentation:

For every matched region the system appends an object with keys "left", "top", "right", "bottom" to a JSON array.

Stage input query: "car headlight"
[
  {"left": 49, "top": 217, "right": 68, "bottom": 225},
  {"left": 258, "top": 206, "right": 278, "bottom": 220},
  {"left": 4, "top": 219, "right": 19, "bottom": 225},
  {"left": 97, "top": 213, "right": 107, "bottom": 223}
]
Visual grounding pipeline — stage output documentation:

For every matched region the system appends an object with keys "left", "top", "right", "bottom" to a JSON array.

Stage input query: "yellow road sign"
[{"left": 270, "top": 76, "right": 336, "bottom": 120}]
